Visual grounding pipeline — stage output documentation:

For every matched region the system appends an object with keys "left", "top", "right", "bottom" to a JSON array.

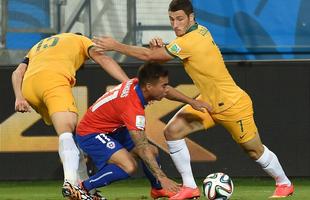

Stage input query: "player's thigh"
[
  {"left": 22, "top": 77, "right": 52, "bottom": 124},
  {"left": 217, "top": 114, "right": 258, "bottom": 143},
  {"left": 46, "top": 86, "right": 78, "bottom": 132},
  {"left": 37, "top": 104, "right": 54, "bottom": 125},
  {"left": 44, "top": 85, "right": 78, "bottom": 116},
  {"left": 21, "top": 78, "right": 40, "bottom": 108},
  {"left": 214, "top": 93, "right": 258, "bottom": 144},
  {"left": 165, "top": 99, "right": 215, "bottom": 140},
  {"left": 76, "top": 133, "right": 137, "bottom": 173},
  {"left": 22, "top": 73, "right": 76, "bottom": 126},
  {"left": 51, "top": 111, "right": 78, "bottom": 134}
]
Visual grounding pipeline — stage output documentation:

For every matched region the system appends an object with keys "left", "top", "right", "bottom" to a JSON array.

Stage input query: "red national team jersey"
[{"left": 77, "top": 78, "right": 147, "bottom": 136}]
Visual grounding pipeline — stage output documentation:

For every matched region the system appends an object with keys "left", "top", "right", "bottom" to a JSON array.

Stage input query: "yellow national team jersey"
[
  {"left": 166, "top": 24, "right": 243, "bottom": 113},
  {"left": 23, "top": 33, "right": 94, "bottom": 85}
]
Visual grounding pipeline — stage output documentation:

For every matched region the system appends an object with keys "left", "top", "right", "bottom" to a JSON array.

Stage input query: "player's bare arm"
[
  {"left": 11, "top": 62, "right": 31, "bottom": 113},
  {"left": 92, "top": 36, "right": 173, "bottom": 62},
  {"left": 129, "top": 130, "right": 179, "bottom": 192},
  {"left": 166, "top": 86, "right": 212, "bottom": 112},
  {"left": 89, "top": 47, "right": 129, "bottom": 82}
]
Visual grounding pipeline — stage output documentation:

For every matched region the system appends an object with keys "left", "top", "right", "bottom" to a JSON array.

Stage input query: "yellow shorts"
[
  {"left": 183, "top": 92, "right": 258, "bottom": 143},
  {"left": 22, "top": 72, "right": 78, "bottom": 125}
]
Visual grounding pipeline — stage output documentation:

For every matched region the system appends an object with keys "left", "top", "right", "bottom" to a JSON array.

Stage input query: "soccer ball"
[{"left": 202, "top": 172, "right": 234, "bottom": 200}]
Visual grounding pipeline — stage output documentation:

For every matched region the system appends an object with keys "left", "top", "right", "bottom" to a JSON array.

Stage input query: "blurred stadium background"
[{"left": 0, "top": 0, "right": 309, "bottom": 187}]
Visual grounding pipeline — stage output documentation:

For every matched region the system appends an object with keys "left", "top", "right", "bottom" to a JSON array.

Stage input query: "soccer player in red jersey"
[{"left": 62, "top": 62, "right": 210, "bottom": 200}]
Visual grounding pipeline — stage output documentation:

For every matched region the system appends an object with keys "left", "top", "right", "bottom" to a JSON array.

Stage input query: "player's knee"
[
  {"left": 62, "top": 121, "right": 76, "bottom": 132},
  {"left": 240, "top": 135, "right": 264, "bottom": 160},
  {"left": 164, "top": 124, "right": 181, "bottom": 141},
  {"left": 51, "top": 112, "right": 77, "bottom": 134},
  {"left": 118, "top": 159, "right": 138, "bottom": 175},
  {"left": 246, "top": 148, "right": 264, "bottom": 160},
  {"left": 164, "top": 124, "right": 176, "bottom": 140},
  {"left": 124, "top": 160, "right": 138, "bottom": 175}
]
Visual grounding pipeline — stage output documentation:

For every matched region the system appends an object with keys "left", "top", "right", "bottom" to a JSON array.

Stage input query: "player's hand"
[
  {"left": 189, "top": 99, "right": 213, "bottom": 113},
  {"left": 15, "top": 98, "right": 31, "bottom": 113},
  {"left": 158, "top": 176, "right": 180, "bottom": 193},
  {"left": 149, "top": 37, "right": 164, "bottom": 49},
  {"left": 92, "top": 36, "right": 118, "bottom": 52}
]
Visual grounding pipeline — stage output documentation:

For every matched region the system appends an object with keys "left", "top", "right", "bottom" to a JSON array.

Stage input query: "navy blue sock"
[
  {"left": 83, "top": 163, "right": 130, "bottom": 191},
  {"left": 141, "top": 157, "right": 162, "bottom": 189}
]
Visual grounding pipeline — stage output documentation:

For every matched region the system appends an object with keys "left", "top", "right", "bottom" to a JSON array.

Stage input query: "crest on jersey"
[
  {"left": 169, "top": 43, "right": 181, "bottom": 54},
  {"left": 106, "top": 141, "right": 115, "bottom": 149},
  {"left": 136, "top": 115, "right": 145, "bottom": 130}
]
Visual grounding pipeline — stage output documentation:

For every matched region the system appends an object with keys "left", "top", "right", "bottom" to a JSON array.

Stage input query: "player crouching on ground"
[{"left": 62, "top": 62, "right": 211, "bottom": 200}]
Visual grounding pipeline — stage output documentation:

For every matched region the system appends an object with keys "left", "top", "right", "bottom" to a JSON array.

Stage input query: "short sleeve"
[
  {"left": 166, "top": 37, "right": 191, "bottom": 60},
  {"left": 21, "top": 56, "right": 29, "bottom": 64},
  {"left": 121, "top": 102, "right": 146, "bottom": 131},
  {"left": 80, "top": 35, "right": 94, "bottom": 58}
]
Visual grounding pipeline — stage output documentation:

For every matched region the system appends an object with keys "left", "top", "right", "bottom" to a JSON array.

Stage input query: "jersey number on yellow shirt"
[{"left": 36, "top": 36, "right": 59, "bottom": 52}]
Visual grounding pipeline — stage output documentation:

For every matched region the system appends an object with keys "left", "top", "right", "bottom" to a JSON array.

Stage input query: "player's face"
[
  {"left": 169, "top": 10, "right": 195, "bottom": 37},
  {"left": 148, "top": 76, "right": 169, "bottom": 101}
]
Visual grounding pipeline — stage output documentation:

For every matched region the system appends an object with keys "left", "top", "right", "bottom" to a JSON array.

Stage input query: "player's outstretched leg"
[
  {"left": 62, "top": 181, "right": 92, "bottom": 200},
  {"left": 242, "top": 134, "right": 294, "bottom": 198},
  {"left": 255, "top": 145, "right": 294, "bottom": 198},
  {"left": 164, "top": 109, "right": 202, "bottom": 200},
  {"left": 167, "top": 139, "right": 200, "bottom": 200}
]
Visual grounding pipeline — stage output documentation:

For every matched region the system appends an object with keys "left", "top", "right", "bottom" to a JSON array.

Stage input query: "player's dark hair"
[
  {"left": 169, "top": 0, "right": 193, "bottom": 16},
  {"left": 138, "top": 62, "right": 168, "bottom": 86}
]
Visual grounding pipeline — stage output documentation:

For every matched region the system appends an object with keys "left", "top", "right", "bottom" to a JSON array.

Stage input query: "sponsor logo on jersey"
[
  {"left": 169, "top": 43, "right": 181, "bottom": 54},
  {"left": 136, "top": 115, "right": 145, "bottom": 130}
]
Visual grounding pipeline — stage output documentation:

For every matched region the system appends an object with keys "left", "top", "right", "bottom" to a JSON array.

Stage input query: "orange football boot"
[
  {"left": 169, "top": 186, "right": 200, "bottom": 200},
  {"left": 269, "top": 184, "right": 294, "bottom": 198},
  {"left": 151, "top": 188, "right": 177, "bottom": 199}
]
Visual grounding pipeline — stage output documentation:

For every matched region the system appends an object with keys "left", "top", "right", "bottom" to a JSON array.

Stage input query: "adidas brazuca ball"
[{"left": 202, "top": 172, "right": 234, "bottom": 200}]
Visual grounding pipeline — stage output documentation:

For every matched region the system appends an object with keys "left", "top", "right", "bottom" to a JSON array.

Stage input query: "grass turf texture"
[{"left": 0, "top": 178, "right": 309, "bottom": 200}]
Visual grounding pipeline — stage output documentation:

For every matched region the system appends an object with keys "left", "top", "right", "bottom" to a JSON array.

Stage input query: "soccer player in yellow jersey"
[
  {"left": 12, "top": 32, "right": 129, "bottom": 200},
  {"left": 93, "top": 0, "right": 294, "bottom": 199}
]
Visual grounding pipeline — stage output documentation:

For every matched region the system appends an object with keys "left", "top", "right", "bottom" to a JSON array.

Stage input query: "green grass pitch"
[{"left": 0, "top": 178, "right": 309, "bottom": 200}]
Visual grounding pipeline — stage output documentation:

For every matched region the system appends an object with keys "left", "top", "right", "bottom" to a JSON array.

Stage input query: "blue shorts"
[{"left": 76, "top": 128, "right": 135, "bottom": 170}]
